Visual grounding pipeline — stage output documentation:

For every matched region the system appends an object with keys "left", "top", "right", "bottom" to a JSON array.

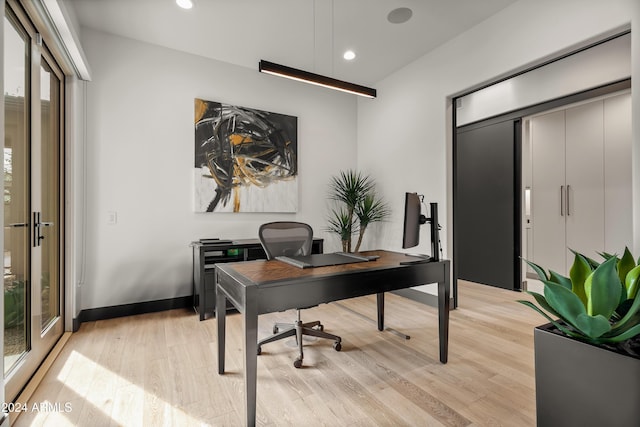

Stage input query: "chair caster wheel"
[
  {"left": 333, "top": 341, "right": 342, "bottom": 351},
  {"left": 293, "top": 358, "right": 303, "bottom": 368},
  {"left": 273, "top": 325, "right": 279, "bottom": 334},
  {"left": 257, "top": 346, "right": 262, "bottom": 355}
]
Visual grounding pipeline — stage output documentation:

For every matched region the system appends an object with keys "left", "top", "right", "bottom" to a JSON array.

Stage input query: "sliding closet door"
[
  {"left": 603, "top": 93, "right": 633, "bottom": 253},
  {"left": 565, "top": 101, "right": 604, "bottom": 260},
  {"left": 455, "top": 119, "right": 521, "bottom": 290},
  {"left": 528, "top": 95, "right": 630, "bottom": 277},
  {"left": 530, "top": 110, "right": 566, "bottom": 274}
]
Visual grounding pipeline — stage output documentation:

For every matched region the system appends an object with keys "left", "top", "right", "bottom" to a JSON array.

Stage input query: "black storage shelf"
[{"left": 191, "top": 238, "right": 323, "bottom": 320}]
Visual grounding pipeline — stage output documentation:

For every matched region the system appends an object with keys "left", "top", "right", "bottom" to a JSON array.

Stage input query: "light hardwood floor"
[{"left": 14, "top": 281, "right": 540, "bottom": 426}]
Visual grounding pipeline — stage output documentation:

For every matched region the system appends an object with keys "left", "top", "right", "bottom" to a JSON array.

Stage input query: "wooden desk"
[
  {"left": 191, "top": 238, "right": 323, "bottom": 320},
  {"left": 215, "top": 250, "right": 450, "bottom": 427}
]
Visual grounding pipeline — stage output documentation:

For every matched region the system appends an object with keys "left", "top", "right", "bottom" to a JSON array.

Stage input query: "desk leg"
[
  {"left": 244, "top": 290, "right": 259, "bottom": 427},
  {"left": 438, "top": 266, "right": 450, "bottom": 364},
  {"left": 376, "top": 293, "right": 384, "bottom": 331},
  {"left": 216, "top": 280, "right": 226, "bottom": 374}
]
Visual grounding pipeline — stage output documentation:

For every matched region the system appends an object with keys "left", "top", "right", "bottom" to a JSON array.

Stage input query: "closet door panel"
[
  {"left": 565, "top": 101, "right": 604, "bottom": 261},
  {"left": 531, "top": 111, "right": 566, "bottom": 274},
  {"left": 604, "top": 93, "right": 632, "bottom": 253}
]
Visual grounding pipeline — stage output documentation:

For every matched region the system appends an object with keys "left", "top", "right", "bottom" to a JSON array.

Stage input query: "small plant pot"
[{"left": 534, "top": 323, "right": 640, "bottom": 427}]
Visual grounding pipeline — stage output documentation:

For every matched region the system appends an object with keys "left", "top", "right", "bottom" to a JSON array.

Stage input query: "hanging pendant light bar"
[{"left": 259, "top": 60, "right": 377, "bottom": 99}]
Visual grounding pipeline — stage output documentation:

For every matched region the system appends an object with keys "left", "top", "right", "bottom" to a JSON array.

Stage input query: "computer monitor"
[
  {"left": 402, "top": 192, "right": 426, "bottom": 249},
  {"left": 402, "top": 192, "right": 440, "bottom": 262}
]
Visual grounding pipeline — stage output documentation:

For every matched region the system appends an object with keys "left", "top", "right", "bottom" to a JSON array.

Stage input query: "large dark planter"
[{"left": 534, "top": 323, "right": 640, "bottom": 427}]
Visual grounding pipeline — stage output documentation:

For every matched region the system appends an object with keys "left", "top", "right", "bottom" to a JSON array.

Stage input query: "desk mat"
[{"left": 276, "top": 252, "right": 374, "bottom": 269}]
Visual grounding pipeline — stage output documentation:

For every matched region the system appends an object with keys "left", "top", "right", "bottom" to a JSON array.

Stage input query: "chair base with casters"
[{"left": 257, "top": 309, "right": 342, "bottom": 368}]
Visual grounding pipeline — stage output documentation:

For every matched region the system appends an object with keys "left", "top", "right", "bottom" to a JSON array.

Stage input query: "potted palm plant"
[
  {"left": 520, "top": 248, "right": 640, "bottom": 426},
  {"left": 326, "top": 170, "right": 390, "bottom": 253}
]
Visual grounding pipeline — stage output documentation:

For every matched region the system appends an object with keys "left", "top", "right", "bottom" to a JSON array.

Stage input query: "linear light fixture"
[{"left": 259, "top": 60, "right": 377, "bottom": 99}]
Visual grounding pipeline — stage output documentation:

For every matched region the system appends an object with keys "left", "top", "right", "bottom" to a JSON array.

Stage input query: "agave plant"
[{"left": 519, "top": 248, "right": 640, "bottom": 344}]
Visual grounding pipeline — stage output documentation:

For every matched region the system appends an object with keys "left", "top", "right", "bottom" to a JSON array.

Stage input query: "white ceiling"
[{"left": 67, "top": 0, "right": 517, "bottom": 86}]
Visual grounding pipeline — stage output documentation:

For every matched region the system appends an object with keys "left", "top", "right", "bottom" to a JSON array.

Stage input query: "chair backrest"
[{"left": 258, "top": 222, "right": 314, "bottom": 260}]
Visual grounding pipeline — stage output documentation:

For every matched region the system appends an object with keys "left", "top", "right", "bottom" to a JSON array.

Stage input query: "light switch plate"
[{"left": 107, "top": 211, "right": 117, "bottom": 225}]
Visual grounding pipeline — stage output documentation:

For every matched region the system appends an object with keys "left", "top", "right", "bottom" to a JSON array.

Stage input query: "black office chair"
[{"left": 257, "top": 221, "right": 342, "bottom": 368}]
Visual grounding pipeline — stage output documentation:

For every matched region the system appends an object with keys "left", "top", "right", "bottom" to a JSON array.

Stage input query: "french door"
[{"left": 4, "top": 3, "right": 64, "bottom": 402}]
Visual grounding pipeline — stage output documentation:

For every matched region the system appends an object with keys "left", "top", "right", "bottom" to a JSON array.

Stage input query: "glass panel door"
[
  {"left": 3, "top": 12, "right": 30, "bottom": 376},
  {"left": 39, "top": 59, "right": 61, "bottom": 331},
  {"left": 3, "top": 5, "right": 65, "bottom": 402}
]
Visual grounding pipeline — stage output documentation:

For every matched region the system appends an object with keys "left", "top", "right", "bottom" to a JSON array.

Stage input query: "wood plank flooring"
[{"left": 14, "top": 281, "right": 540, "bottom": 426}]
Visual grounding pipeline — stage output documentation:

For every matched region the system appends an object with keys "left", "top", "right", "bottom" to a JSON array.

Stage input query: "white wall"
[
  {"left": 357, "top": 0, "right": 640, "bottom": 293},
  {"left": 79, "top": 29, "right": 358, "bottom": 310},
  {"left": 456, "top": 33, "right": 631, "bottom": 126}
]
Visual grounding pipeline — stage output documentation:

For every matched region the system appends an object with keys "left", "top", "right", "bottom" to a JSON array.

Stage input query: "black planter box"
[{"left": 534, "top": 323, "right": 640, "bottom": 426}]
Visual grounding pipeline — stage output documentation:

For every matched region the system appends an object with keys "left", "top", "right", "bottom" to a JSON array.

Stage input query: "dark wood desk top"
[{"left": 216, "top": 250, "right": 441, "bottom": 285}]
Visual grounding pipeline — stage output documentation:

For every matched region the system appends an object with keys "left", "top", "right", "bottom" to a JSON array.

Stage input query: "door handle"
[
  {"left": 33, "top": 212, "right": 41, "bottom": 247},
  {"left": 33, "top": 212, "right": 54, "bottom": 247},
  {"left": 566, "top": 185, "right": 571, "bottom": 216},
  {"left": 560, "top": 186, "right": 564, "bottom": 216},
  {"left": 8, "top": 222, "right": 29, "bottom": 228}
]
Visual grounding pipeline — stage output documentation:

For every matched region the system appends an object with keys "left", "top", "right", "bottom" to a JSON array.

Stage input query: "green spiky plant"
[
  {"left": 353, "top": 193, "right": 391, "bottom": 252},
  {"left": 519, "top": 248, "right": 640, "bottom": 345},
  {"left": 327, "top": 170, "right": 390, "bottom": 253},
  {"left": 326, "top": 207, "right": 353, "bottom": 253}
]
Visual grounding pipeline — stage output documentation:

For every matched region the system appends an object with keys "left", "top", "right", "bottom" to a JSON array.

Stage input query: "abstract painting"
[{"left": 194, "top": 99, "right": 298, "bottom": 212}]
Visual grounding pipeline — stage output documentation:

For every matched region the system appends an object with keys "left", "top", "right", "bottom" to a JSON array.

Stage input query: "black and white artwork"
[{"left": 194, "top": 99, "right": 298, "bottom": 212}]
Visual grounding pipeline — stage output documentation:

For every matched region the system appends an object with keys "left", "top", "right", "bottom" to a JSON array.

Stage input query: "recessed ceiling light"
[
  {"left": 387, "top": 7, "right": 412, "bottom": 24},
  {"left": 176, "top": 0, "right": 194, "bottom": 9},
  {"left": 343, "top": 50, "right": 356, "bottom": 61}
]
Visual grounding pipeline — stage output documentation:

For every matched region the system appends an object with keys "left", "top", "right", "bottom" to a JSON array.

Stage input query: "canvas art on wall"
[{"left": 194, "top": 98, "right": 298, "bottom": 212}]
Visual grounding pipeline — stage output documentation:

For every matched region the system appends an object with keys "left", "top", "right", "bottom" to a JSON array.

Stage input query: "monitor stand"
[{"left": 400, "top": 253, "right": 435, "bottom": 265}]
